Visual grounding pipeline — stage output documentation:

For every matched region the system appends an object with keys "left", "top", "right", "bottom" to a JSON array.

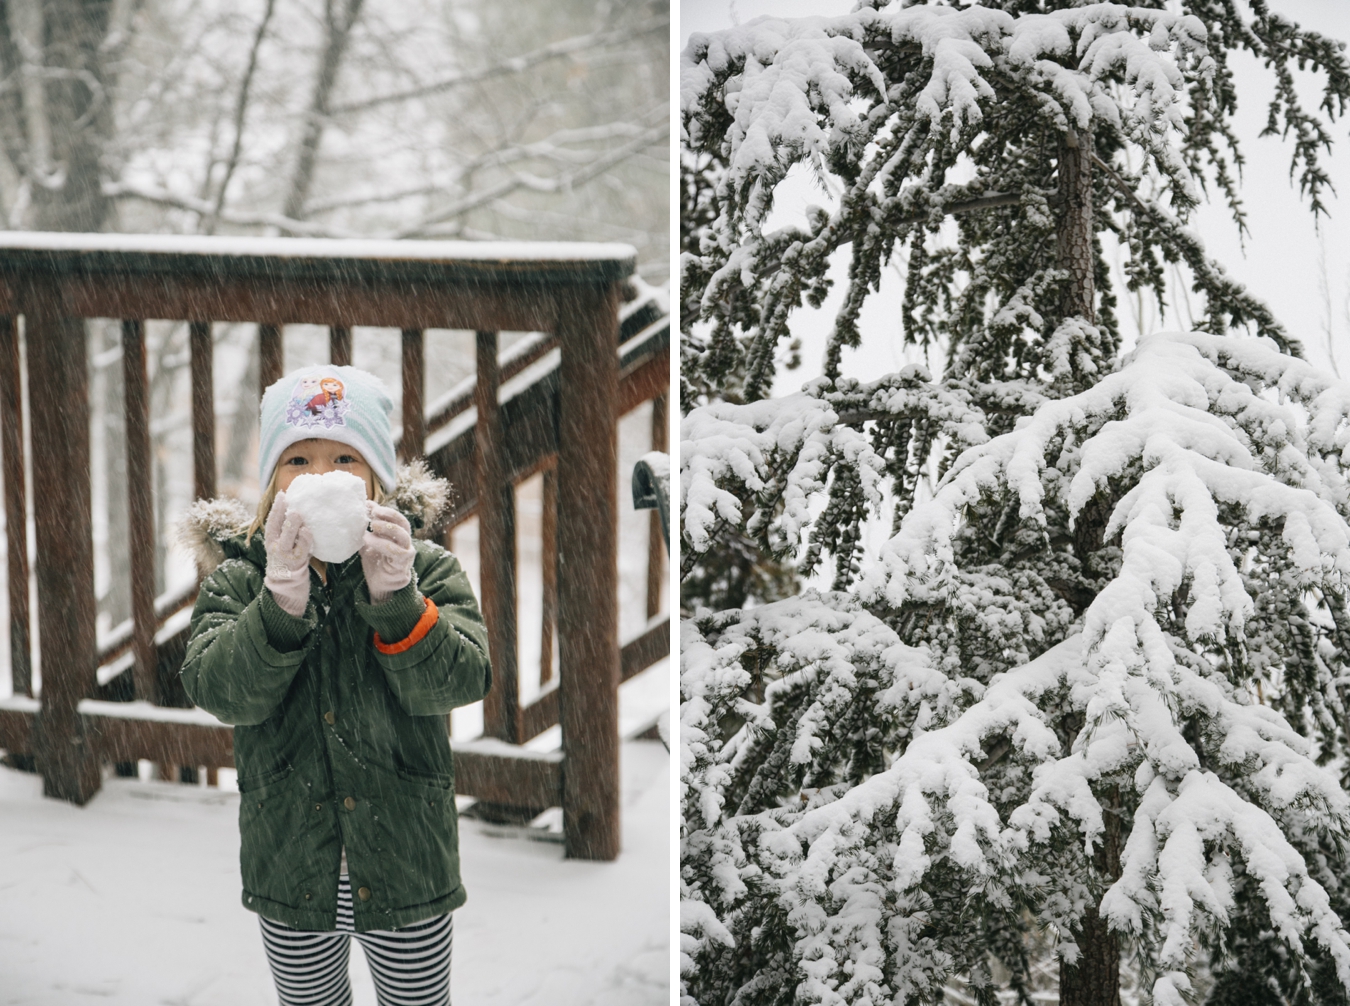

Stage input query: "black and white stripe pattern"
[{"left": 259, "top": 875, "right": 453, "bottom": 1006}]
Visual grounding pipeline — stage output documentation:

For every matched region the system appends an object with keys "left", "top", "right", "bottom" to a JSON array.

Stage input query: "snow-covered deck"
[
  {"left": 0, "top": 231, "right": 637, "bottom": 283},
  {"left": 0, "top": 230, "right": 637, "bottom": 261},
  {"left": 0, "top": 737, "right": 669, "bottom": 1006}
]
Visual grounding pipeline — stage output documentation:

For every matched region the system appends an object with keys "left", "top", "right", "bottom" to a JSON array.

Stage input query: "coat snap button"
[
  {"left": 344, "top": 796, "right": 356, "bottom": 811},
  {"left": 304, "top": 893, "right": 311, "bottom": 900},
  {"left": 314, "top": 803, "right": 322, "bottom": 811},
  {"left": 324, "top": 711, "right": 335, "bottom": 725},
  {"left": 358, "top": 887, "right": 371, "bottom": 901}
]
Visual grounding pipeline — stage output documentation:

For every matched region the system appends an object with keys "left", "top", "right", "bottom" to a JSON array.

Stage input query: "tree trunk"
[
  {"left": 1057, "top": 127, "right": 1095, "bottom": 324},
  {"left": 281, "top": 0, "right": 365, "bottom": 223},
  {"left": 1059, "top": 909, "right": 1120, "bottom": 1006},
  {"left": 1060, "top": 785, "right": 1122, "bottom": 1006},
  {"left": 1058, "top": 129, "right": 1117, "bottom": 998},
  {"left": 24, "top": 0, "right": 115, "bottom": 233}
]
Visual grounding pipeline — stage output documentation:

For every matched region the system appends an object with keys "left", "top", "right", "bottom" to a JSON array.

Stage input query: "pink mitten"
[
  {"left": 360, "top": 503, "right": 415, "bottom": 604},
  {"left": 263, "top": 493, "right": 315, "bottom": 617}
]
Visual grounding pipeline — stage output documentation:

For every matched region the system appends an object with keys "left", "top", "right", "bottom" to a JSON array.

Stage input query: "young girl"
[{"left": 179, "top": 364, "right": 490, "bottom": 1006}]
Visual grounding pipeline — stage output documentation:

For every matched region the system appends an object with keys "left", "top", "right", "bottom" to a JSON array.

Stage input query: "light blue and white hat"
[{"left": 259, "top": 365, "right": 397, "bottom": 492}]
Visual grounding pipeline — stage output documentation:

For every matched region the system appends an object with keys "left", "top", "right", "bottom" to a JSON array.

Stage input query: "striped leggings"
[{"left": 259, "top": 875, "right": 453, "bottom": 1006}]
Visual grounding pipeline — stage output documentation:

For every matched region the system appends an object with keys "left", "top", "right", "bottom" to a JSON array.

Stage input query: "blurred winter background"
[{"left": 0, "top": 1, "right": 671, "bottom": 1003}]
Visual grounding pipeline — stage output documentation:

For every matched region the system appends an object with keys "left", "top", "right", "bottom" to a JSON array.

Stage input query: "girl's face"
[{"left": 276, "top": 439, "right": 375, "bottom": 498}]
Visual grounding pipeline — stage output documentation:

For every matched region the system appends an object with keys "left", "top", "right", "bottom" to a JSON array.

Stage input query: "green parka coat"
[{"left": 178, "top": 472, "right": 490, "bottom": 933}]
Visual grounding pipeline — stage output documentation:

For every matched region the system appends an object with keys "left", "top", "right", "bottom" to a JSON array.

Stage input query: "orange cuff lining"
[{"left": 373, "top": 596, "right": 439, "bottom": 655}]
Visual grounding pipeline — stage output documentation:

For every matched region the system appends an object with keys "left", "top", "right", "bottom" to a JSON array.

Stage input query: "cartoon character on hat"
[
  {"left": 305, "top": 376, "right": 345, "bottom": 415},
  {"left": 285, "top": 373, "right": 351, "bottom": 429}
]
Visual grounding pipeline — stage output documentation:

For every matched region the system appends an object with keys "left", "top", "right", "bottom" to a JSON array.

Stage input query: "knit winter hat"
[{"left": 259, "top": 365, "right": 397, "bottom": 493}]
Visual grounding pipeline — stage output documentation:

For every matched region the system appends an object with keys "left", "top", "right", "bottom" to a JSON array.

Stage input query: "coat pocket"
[
  {"left": 394, "top": 762, "right": 454, "bottom": 791},
  {"left": 238, "top": 768, "right": 320, "bottom": 910},
  {"left": 237, "top": 760, "right": 294, "bottom": 793},
  {"left": 361, "top": 764, "right": 460, "bottom": 911}
]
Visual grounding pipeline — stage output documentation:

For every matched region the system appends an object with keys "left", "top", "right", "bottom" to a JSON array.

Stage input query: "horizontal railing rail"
[{"left": 89, "top": 291, "right": 671, "bottom": 716}]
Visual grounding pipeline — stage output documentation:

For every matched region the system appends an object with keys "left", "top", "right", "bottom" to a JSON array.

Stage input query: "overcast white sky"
[{"left": 679, "top": 0, "right": 1350, "bottom": 392}]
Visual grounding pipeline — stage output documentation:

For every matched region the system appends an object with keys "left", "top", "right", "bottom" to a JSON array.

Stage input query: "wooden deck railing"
[{"left": 0, "top": 233, "right": 670, "bottom": 861}]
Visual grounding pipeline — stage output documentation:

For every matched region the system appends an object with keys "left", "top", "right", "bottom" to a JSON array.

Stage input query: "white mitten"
[
  {"left": 263, "top": 493, "right": 315, "bottom": 617},
  {"left": 360, "top": 503, "right": 415, "bottom": 604}
]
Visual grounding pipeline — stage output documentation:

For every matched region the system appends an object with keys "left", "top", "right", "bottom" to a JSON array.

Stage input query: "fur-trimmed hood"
[{"left": 176, "top": 460, "right": 452, "bottom": 578}]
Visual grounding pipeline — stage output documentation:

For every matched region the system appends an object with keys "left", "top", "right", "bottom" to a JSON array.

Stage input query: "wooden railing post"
[
  {"left": 401, "top": 328, "right": 425, "bottom": 461},
  {"left": 25, "top": 283, "right": 100, "bottom": 804},
  {"left": 330, "top": 325, "right": 352, "bottom": 367},
  {"left": 647, "top": 391, "right": 667, "bottom": 620},
  {"left": 259, "top": 323, "right": 283, "bottom": 394},
  {"left": 122, "top": 320, "right": 158, "bottom": 706},
  {"left": 189, "top": 321, "right": 215, "bottom": 502},
  {"left": 0, "top": 316, "right": 30, "bottom": 698},
  {"left": 557, "top": 283, "right": 621, "bottom": 860},
  {"left": 540, "top": 463, "right": 557, "bottom": 686},
  {"left": 476, "top": 330, "right": 519, "bottom": 744}
]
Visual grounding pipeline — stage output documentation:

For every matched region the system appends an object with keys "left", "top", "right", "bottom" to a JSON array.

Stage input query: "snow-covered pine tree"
[{"left": 680, "top": 4, "right": 1350, "bottom": 1006}]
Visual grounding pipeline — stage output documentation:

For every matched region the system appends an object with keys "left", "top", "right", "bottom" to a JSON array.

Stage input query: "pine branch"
[
  {"left": 1091, "top": 151, "right": 1299, "bottom": 355},
  {"left": 202, "top": 0, "right": 276, "bottom": 235}
]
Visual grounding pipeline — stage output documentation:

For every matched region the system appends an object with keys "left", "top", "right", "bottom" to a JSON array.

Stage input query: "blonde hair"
[{"left": 246, "top": 462, "right": 389, "bottom": 544}]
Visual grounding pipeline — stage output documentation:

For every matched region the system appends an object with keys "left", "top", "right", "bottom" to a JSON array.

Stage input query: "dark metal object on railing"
[
  {"left": 0, "top": 233, "right": 668, "bottom": 863},
  {"left": 631, "top": 451, "right": 670, "bottom": 550}
]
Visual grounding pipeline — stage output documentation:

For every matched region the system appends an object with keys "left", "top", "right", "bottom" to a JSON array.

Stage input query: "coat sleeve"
[
  {"left": 180, "top": 558, "right": 318, "bottom": 726},
  {"left": 355, "top": 542, "right": 491, "bottom": 716}
]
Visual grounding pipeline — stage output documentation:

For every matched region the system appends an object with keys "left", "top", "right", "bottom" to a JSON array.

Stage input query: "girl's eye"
[
  {"left": 336, "top": 456, "right": 357, "bottom": 464},
  {"left": 285, "top": 456, "right": 308, "bottom": 466}
]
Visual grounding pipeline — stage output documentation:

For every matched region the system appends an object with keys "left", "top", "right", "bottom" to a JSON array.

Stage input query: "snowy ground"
[{"left": 0, "top": 731, "right": 668, "bottom": 1005}]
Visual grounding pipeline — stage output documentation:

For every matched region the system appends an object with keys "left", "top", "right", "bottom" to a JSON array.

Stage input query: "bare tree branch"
[
  {"left": 203, "top": 0, "right": 276, "bottom": 234},
  {"left": 328, "top": 17, "right": 667, "bottom": 116},
  {"left": 396, "top": 120, "right": 667, "bottom": 238},
  {"left": 300, "top": 111, "right": 666, "bottom": 214},
  {"left": 105, "top": 179, "right": 360, "bottom": 237},
  {"left": 110, "top": 101, "right": 666, "bottom": 243}
]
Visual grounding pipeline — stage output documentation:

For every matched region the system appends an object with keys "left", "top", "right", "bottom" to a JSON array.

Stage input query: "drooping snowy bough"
[
  {"left": 682, "top": 0, "right": 1350, "bottom": 1003},
  {"left": 681, "top": 332, "right": 1350, "bottom": 1006}
]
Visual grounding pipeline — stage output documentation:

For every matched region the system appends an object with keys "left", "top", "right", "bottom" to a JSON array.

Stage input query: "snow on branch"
[
  {"left": 841, "top": 329, "right": 1350, "bottom": 998},
  {"left": 862, "top": 331, "right": 1350, "bottom": 615},
  {"left": 683, "top": 331, "right": 1350, "bottom": 1005},
  {"left": 683, "top": 3, "right": 1208, "bottom": 231},
  {"left": 681, "top": 591, "right": 941, "bottom": 996},
  {"left": 679, "top": 368, "right": 986, "bottom": 572},
  {"left": 681, "top": 392, "right": 881, "bottom": 559}
]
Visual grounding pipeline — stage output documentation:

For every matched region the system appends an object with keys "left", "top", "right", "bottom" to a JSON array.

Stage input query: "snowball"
[{"left": 283, "top": 470, "right": 369, "bottom": 563}]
